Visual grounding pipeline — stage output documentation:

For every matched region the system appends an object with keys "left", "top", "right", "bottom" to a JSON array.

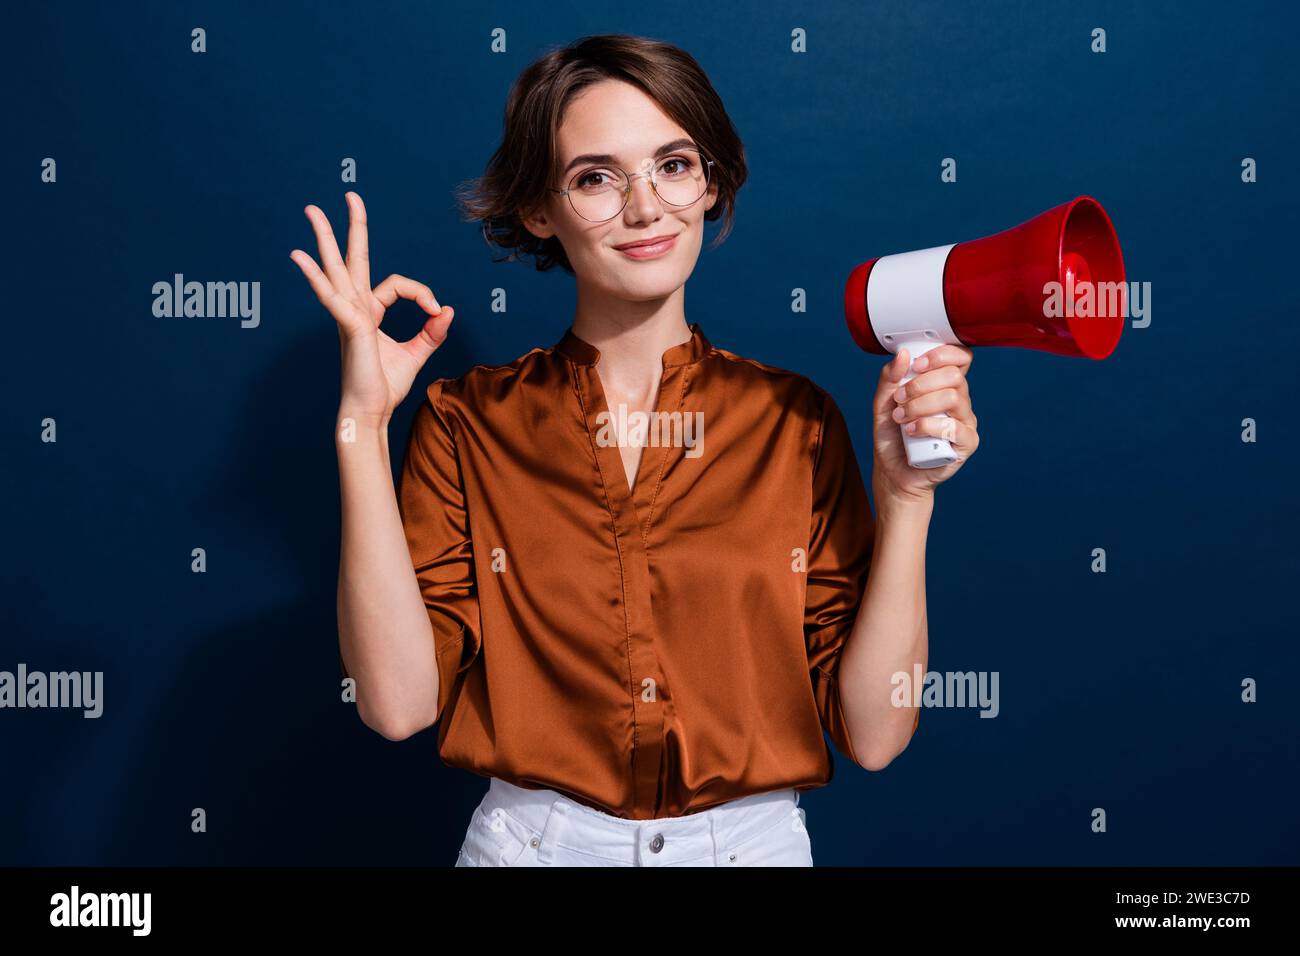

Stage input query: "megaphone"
[{"left": 844, "top": 196, "right": 1125, "bottom": 469}]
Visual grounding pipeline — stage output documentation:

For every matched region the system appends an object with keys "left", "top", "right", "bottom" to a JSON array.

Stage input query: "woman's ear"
[
  {"left": 704, "top": 179, "right": 719, "bottom": 213},
  {"left": 520, "top": 203, "right": 557, "bottom": 240}
]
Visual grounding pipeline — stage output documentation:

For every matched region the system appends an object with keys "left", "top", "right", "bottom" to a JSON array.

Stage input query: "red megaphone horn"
[{"left": 844, "top": 195, "right": 1125, "bottom": 468}]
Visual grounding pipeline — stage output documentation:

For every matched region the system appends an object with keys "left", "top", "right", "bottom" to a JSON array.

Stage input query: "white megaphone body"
[{"left": 844, "top": 196, "right": 1126, "bottom": 468}]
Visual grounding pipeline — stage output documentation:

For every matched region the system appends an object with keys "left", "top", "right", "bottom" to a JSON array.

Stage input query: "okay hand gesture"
[{"left": 291, "top": 192, "right": 454, "bottom": 425}]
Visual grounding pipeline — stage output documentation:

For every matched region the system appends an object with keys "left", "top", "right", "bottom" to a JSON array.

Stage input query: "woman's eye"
[
  {"left": 658, "top": 157, "right": 693, "bottom": 178},
  {"left": 576, "top": 170, "right": 616, "bottom": 190}
]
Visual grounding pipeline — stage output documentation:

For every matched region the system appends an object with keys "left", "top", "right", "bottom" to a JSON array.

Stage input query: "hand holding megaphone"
[{"left": 845, "top": 196, "right": 1125, "bottom": 469}]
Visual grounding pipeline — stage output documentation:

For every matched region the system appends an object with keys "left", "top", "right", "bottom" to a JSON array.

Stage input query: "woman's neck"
[{"left": 571, "top": 285, "right": 692, "bottom": 396}]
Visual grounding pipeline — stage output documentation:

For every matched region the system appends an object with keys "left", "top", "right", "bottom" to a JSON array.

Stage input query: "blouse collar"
[{"left": 554, "top": 323, "right": 712, "bottom": 368}]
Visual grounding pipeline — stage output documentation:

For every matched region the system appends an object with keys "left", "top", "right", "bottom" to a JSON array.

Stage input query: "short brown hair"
[{"left": 453, "top": 34, "right": 748, "bottom": 274}]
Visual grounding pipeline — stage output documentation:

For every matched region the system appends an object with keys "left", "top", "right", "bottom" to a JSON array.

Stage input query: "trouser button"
[{"left": 649, "top": 833, "right": 664, "bottom": 853}]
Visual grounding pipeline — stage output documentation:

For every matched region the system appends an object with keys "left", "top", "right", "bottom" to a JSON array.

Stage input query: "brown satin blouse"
[{"left": 384, "top": 322, "right": 878, "bottom": 820}]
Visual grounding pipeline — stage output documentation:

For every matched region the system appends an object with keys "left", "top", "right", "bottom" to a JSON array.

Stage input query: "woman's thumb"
[{"left": 407, "top": 305, "right": 453, "bottom": 364}]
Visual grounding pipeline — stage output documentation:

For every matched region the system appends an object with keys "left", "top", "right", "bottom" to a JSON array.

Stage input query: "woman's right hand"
[{"left": 291, "top": 191, "right": 454, "bottom": 425}]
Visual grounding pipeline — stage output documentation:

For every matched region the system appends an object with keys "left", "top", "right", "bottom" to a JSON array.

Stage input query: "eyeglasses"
[{"left": 549, "top": 146, "right": 715, "bottom": 223}]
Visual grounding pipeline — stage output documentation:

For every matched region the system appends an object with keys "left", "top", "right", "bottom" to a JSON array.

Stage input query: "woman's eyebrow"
[{"left": 562, "top": 138, "right": 697, "bottom": 174}]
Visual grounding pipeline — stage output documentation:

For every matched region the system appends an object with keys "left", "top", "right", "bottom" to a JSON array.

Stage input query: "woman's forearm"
[
  {"left": 838, "top": 493, "right": 932, "bottom": 769},
  {"left": 336, "top": 408, "right": 440, "bottom": 740}
]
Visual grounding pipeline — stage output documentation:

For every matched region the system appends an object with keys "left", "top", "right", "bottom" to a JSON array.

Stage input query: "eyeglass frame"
[{"left": 547, "top": 146, "right": 716, "bottom": 223}]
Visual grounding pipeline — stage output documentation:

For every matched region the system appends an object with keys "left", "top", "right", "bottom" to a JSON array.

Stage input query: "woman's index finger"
[{"left": 915, "top": 344, "right": 973, "bottom": 372}]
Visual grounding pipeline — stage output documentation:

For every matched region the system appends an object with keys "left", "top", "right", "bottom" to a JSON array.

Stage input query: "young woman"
[{"left": 291, "top": 34, "right": 979, "bottom": 867}]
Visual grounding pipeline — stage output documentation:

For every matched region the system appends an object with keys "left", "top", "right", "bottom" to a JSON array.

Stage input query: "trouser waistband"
[{"left": 480, "top": 777, "right": 802, "bottom": 866}]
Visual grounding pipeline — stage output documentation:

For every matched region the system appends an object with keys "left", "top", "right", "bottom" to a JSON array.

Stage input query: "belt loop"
[
  {"left": 535, "top": 799, "right": 561, "bottom": 864},
  {"left": 709, "top": 813, "right": 719, "bottom": 866}
]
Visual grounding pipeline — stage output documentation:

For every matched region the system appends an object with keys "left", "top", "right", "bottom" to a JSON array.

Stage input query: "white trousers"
[{"left": 455, "top": 777, "right": 814, "bottom": 867}]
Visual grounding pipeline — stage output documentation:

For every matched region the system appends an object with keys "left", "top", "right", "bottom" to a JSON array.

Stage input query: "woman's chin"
[
  {"left": 605, "top": 262, "right": 695, "bottom": 299},
  {"left": 618, "top": 279, "right": 688, "bottom": 302}
]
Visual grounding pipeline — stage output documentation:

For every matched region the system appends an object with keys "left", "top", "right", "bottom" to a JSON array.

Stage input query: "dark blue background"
[{"left": 4, "top": 0, "right": 1296, "bottom": 865}]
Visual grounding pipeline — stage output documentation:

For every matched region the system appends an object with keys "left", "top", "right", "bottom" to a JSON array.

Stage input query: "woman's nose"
[{"left": 625, "top": 175, "right": 662, "bottom": 223}]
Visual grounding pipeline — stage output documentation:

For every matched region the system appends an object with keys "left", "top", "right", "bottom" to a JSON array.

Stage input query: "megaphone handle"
[{"left": 897, "top": 342, "right": 959, "bottom": 470}]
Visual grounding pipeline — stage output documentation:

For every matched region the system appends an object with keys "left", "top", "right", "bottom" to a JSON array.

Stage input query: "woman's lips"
[{"left": 615, "top": 234, "right": 678, "bottom": 259}]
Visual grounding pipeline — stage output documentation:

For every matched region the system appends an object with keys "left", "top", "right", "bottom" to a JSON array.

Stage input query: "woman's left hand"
[{"left": 871, "top": 344, "right": 979, "bottom": 506}]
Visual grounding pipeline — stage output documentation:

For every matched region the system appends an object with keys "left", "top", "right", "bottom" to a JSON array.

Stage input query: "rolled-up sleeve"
[
  {"left": 392, "top": 379, "right": 484, "bottom": 721},
  {"left": 804, "top": 389, "right": 876, "bottom": 767}
]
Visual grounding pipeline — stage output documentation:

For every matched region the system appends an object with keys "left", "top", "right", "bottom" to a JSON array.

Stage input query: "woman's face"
[{"left": 522, "top": 79, "right": 719, "bottom": 302}]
